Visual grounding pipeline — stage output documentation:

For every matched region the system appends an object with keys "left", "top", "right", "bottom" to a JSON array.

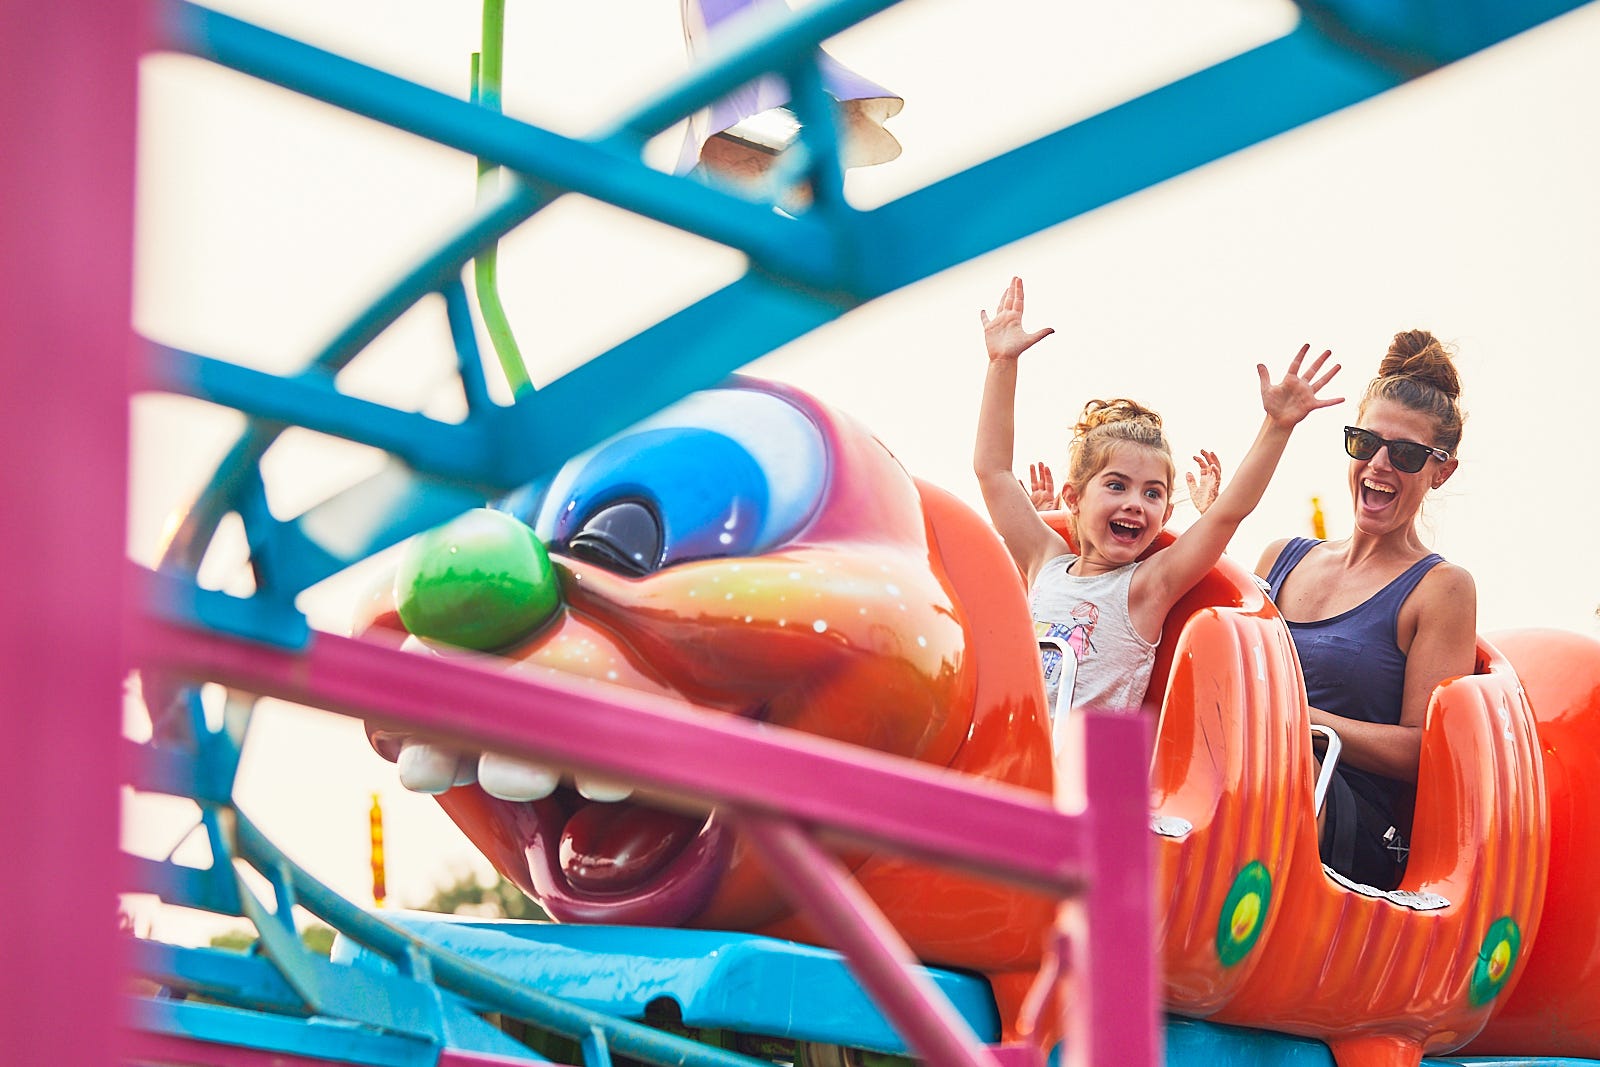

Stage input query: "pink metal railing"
[
  {"left": 135, "top": 594, "right": 1157, "bottom": 1066},
  {"left": 0, "top": 2, "right": 139, "bottom": 1065}
]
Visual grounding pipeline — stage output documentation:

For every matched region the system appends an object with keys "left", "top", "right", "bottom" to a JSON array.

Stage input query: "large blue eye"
[{"left": 526, "top": 388, "right": 827, "bottom": 571}]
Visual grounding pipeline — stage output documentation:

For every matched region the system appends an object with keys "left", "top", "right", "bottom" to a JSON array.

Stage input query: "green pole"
[{"left": 472, "top": 0, "right": 533, "bottom": 398}]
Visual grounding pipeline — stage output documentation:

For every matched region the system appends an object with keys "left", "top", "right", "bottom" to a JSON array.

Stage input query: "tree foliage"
[
  {"left": 414, "top": 869, "right": 548, "bottom": 921},
  {"left": 202, "top": 872, "right": 545, "bottom": 963},
  {"left": 208, "top": 922, "right": 337, "bottom": 957}
]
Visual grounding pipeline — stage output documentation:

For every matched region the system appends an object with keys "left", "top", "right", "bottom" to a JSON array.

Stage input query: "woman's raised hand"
[
  {"left": 1259, "top": 344, "right": 1343, "bottom": 428},
  {"left": 1186, "top": 450, "right": 1222, "bottom": 514},
  {"left": 980, "top": 276, "right": 1055, "bottom": 363}
]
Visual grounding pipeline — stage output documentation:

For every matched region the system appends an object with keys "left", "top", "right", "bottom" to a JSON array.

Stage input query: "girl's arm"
[
  {"left": 974, "top": 277, "right": 1067, "bottom": 584},
  {"left": 1136, "top": 346, "right": 1342, "bottom": 627}
]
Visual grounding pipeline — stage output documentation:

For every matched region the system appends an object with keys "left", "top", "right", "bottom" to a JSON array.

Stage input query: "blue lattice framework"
[
  {"left": 144, "top": 0, "right": 1594, "bottom": 644},
  {"left": 120, "top": 2, "right": 1593, "bottom": 1067}
]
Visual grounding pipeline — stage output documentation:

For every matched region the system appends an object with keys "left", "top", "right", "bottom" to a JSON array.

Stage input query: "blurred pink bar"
[
  {"left": 0, "top": 1, "right": 138, "bottom": 1064},
  {"left": 136, "top": 606, "right": 1156, "bottom": 1063},
  {"left": 135, "top": 610, "right": 1093, "bottom": 892}
]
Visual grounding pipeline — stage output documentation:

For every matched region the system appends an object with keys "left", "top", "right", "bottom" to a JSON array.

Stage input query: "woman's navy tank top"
[{"left": 1265, "top": 537, "right": 1444, "bottom": 824}]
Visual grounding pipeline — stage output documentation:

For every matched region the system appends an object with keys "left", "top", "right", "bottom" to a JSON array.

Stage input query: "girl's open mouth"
[{"left": 1110, "top": 519, "right": 1144, "bottom": 543}]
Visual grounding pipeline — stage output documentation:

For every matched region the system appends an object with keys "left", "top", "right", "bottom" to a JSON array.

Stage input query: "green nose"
[{"left": 395, "top": 508, "right": 561, "bottom": 651}]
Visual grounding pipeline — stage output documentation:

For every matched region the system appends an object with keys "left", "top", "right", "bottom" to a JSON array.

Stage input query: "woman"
[{"left": 1257, "top": 329, "right": 1477, "bottom": 890}]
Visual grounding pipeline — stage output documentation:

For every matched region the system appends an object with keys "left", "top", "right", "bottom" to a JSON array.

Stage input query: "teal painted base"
[
  {"left": 332, "top": 916, "right": 1600, "bottom": 1067},
  {"left": 336, "top": 912, "right": 998, "bottom": 1056},
  {"left": 1166, "top": 1017, "right": 1600, "bottom": 1067}
]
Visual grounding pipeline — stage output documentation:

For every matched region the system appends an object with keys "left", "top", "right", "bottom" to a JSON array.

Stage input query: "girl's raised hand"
[
  {"left": 1027, "top": 461, "right": 1057, "bottom": 511},
  {"left": 1259, "top": 344, "right": 1343, "bottom": 428},
  {"left": 979, "top": 276, "right": 1055, "bottom": 363}
]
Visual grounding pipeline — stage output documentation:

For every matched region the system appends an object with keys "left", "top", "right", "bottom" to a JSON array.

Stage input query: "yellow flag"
[{"left": 369, "top": 793, "right": 386, "bottom": 908}]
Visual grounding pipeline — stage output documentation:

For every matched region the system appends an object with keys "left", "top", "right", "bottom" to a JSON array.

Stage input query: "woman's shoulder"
[
  {"left": 1402, "top": 559, "right": 1478, "bottom": 654},
  {"left": 1416, "top": 558, "right": 1476, "bottom": 603},
  {"left": 1253, "top": 535, "right": 1313, "bottom": 577}
]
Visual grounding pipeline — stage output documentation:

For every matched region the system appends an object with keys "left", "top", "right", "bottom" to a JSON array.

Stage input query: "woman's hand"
[
  {"left": 979, "top": 276, "right": 1055, "bottom": 363},
  {"left": 1185, "top": 450, "right": 1222, "bottom": 514},
  {"left": 1027, "top": 461, "right": 1057, "bottom": 510},
  {"left": 1259, "top": 344, "right": 1344, "bottom": 428}
]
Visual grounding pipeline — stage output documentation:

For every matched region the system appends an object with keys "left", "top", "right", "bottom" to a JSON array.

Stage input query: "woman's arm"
[
  {"left": 1254, "top": 538, "right": 1294, "bottom": 582},
  {"left": 974, "top": 278, "right": 1067, "bottom": 583},
  {"left": 1308, "top": 563, "right": 1477, "bottom": 782}
]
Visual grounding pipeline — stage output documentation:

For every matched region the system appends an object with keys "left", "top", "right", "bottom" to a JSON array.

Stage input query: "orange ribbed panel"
[
  {"left": 1182, "top": 639, "right": 1549, "bottom": 1067},
  {"left": 1153, "top": 607, "right": 1310, "bottom": 1013},
  {"left": 1465, "top": 629, "right": 1600, "bottom": 1057}
]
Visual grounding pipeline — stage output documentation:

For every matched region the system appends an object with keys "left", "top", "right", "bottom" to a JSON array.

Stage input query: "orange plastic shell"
[
  {"left": 365, "top": 381, "right": 1600, "bottom": 1064},
  {"left": 1463, "top": 629, "right": 1600, "bottom": 1058}
]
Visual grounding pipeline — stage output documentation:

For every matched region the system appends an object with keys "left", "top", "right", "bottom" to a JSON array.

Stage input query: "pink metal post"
[
  {"left": 1082, "top": 711, "right": 1159, "bottom": 1065},
  {"left": 0, "top": 1, "right": 139, "bottom": 1064}
]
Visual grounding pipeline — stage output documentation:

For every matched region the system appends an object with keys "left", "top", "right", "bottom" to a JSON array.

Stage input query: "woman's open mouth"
[{"left": 1360, "top": 478, "right": 1397, "bottom": 511}]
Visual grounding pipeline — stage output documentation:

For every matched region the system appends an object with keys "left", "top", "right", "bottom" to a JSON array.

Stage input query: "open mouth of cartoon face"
[
  {"left": 503, "top": 771, "right": 734, "bottom": 926},
  {"left": 376, "top": 380, "right": 972, "bottom": 929},
  {"left": 386, "top": 593, "right": 770, "bottom": 926}
]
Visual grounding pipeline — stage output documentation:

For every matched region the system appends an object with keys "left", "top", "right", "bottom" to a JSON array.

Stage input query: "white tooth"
[
  {"left": 398, "top": 741, "right": 477, "bottom": 794},
  {"left": 401, "top": 633, "right": 478, "bottom": 658},
  {"left": 576, "top": 775, "right": 634, "bottom": 803},
  {"left": 478, "top": 752, "right": 561, "bottom": 801}
]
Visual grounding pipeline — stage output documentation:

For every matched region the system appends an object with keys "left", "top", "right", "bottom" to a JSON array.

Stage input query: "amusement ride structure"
[{"left": 4, "top": 1, "right": 1599, "bottom": 1066}]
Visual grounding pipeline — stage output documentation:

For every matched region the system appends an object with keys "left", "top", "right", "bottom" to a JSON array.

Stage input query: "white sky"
[{"left": 127, "top": 0, "right": 1600, "bottom": 944}]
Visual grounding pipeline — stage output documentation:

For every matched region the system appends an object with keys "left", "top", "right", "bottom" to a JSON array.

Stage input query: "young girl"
[{"left": 974, "top": 276, "right": 1341, "bottom": 721}]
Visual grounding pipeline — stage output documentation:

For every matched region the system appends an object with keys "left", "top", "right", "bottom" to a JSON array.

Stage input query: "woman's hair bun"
[{"left": 1380, "top": 329, "right": 1461, "bottom": 400}]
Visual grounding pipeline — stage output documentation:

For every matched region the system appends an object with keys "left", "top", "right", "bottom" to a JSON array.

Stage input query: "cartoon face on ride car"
[{"left": 366, "top": 377, "right": 1055, "bottom": 955}]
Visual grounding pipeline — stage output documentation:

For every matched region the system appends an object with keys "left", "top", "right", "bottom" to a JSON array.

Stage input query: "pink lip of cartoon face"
[{"left": 364, "top": 376, "right": 1043, "bottom": 935}]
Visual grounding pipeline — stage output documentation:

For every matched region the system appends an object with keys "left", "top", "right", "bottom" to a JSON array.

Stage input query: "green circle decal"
[
  {"left": 1469, "top": 916, "right": 1522, "bottom": 1006},
  {"left": 1215, "top": 860, "right": 1272, "bottom": 966}
]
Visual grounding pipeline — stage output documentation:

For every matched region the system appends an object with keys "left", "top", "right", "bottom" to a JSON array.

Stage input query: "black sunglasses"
[{"left": 1343, "top": 426, "right": 1451, "bottom": 474}]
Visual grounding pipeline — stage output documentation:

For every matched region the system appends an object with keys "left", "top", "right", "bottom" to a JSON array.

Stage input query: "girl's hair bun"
[{"left": 1074, "top": 397, "right": 1164, "bottom": 440}]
